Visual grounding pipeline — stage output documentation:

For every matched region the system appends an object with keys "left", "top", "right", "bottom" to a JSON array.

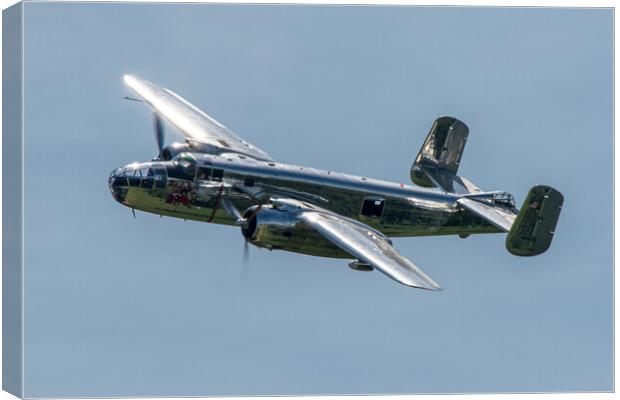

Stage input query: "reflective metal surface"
[
  {"left": 108, "top": 75, "right": 564, "bottom": 290},
  {"left": 410, "top": 116, "right": 480, "bottom": 194},
  {"left": 124, "top": 75, "right": 273, "bottom": 161},
  {"left": 506, "top": 185, "right": 564, "bottom": 256},
  {"left": 299, "top": 210, "right": 442, "bottom": 290}
]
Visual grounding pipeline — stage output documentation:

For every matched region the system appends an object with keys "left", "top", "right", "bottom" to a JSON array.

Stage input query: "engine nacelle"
[
  {"left": 161, "top": 142, "right": 191, "bottom": 161},
  {"left": 241, "top": 206, "right": 349, "bottom": 258}
]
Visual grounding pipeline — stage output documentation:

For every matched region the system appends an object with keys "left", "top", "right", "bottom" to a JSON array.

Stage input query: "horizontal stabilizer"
[
  {"left": 506, "top": 185, "right": 563, "bottom": 256},
  {"left": 457, "top": 197, "right": 517, "bottom": 232}
]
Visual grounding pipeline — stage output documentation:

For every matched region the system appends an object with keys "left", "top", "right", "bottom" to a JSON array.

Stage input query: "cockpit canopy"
[
  {"left": 174, "top": 153, "right": 198, "bottom": 178},
  {"left": 108, "top": 153, "right": 220, "bottom": 192},
  {"left": 109, "top": 162, "right": 168, "bottom": 189}
]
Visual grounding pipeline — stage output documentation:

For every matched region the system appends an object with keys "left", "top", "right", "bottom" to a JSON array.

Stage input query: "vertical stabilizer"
[{"left": 411, "top": 116, "right": 480, "bottom": 194}]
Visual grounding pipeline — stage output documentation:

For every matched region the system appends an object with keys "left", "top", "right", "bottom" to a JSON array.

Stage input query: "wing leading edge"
[
  {"left": 299, "top": 211, "right": 442, "bottom": 290},
  {"left": 123, "top": 75, "right": 274, "bottom": 161}
]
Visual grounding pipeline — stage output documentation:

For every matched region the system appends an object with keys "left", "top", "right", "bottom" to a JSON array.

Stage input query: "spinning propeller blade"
[
  {"left": 153, "top": 113, "right": 165, "bottom": 159},
  {"left": 243, "top": 239, "right": 250, "bottom": 264}
]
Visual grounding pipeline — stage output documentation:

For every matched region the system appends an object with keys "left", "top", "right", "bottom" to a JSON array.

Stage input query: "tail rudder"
[{"left": 411, "top": 116, "right": 480, "bottom": 194}]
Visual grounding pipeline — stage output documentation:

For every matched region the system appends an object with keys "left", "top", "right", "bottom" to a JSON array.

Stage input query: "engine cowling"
[
  {"left": 161, "top": 142, "right": 191, "bottom": 161},
  {"left": 241, "top": 206, "right": 349, "bottom": 258}
]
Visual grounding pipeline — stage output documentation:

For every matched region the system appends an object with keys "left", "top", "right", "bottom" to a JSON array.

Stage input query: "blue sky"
[{"left": 21, "top": 3, "right": 612, "bottom": 397}]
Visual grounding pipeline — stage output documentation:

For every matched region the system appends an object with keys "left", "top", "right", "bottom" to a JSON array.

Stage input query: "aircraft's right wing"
[
  {"left": 124, "top": 75, "right": 274, "bottom": 162},
  {"left": 298, "top": 210, "right": 442, "bottom": 290}
]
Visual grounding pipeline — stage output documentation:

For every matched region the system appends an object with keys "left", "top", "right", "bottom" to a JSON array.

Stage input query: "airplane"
[{"left": 108, "top": 75, "right": 564, "bottom": 290}]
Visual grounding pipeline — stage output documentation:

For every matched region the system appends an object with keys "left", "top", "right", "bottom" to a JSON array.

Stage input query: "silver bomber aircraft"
[{"left": 108, "top": 75, "right": 564, "bottom": 290}]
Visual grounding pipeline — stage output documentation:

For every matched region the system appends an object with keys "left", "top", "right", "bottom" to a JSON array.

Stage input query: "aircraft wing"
[
  {"left": 298, "top": 210, "right": 442, "bottom": 290},
  {"left": 123, "top": 75, "right": 274, "bottom": 162}
]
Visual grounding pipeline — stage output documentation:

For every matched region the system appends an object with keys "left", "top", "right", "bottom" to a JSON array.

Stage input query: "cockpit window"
[
  {"left": 212, "top": 169, "right": 224, "bottom": 182},
  {"left": 196, "top": 166, "right": 212, "bottom": 181},
  {"left": 115, "top": 163, "right": 166, "bottom": 188},
  {"left": 178, "top": 159, "right": 195, "bottom": 172},
  {"left": 166, "top": 162, "right": 195, "bottom": 180},
  {"left": 151, "top": 165, "right": 166, "bottom": 188},
  {"left": 141, "top": 174, "right": 154, "bottom": 189},
  {"left": 168, "top": 153, "right": 198, "bottom": 180}
]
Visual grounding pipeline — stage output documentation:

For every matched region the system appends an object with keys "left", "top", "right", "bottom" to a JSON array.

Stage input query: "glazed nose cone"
[{"left": 108, "top": 168, "right": 128, "bottom": 203}]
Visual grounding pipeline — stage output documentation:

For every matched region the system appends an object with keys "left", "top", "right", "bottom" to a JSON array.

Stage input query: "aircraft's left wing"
[
  {"left": 218, "top": 196, "right": 440, "bottom": 290},
  {"left": 124, "top": 75, "right": 274, "bottom": 161},
  {"left": 298, "top": 210, "right": 442, "bottom": 290}
]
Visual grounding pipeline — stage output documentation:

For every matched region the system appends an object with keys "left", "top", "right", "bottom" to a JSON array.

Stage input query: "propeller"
[
  {"left": 241, "top": 236, "right": 251, "bottom": 282},
  {"left": 220, "top": 198, "right": 252, "bottom": 264},
  {"left": 153, "top": 113, "right": 165, "bottom": 160},
  {"left": 220, "top": 197, "right": 268, "bottom": 267},
  {"left": 243, "top": 239, "right": 250, "bottom": 264},
  {"left": 240, "top": 204, "right": 263, "bottom": 265}
]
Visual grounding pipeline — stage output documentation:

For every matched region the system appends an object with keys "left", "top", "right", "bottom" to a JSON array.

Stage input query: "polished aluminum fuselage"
[{"left": 110, "top": 153, "right": 499, "bottom": 245}]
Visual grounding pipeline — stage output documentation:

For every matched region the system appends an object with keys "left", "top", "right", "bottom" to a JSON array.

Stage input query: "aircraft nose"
[{"left": 108, "top": 167, "right": 128, "bottom": 203}]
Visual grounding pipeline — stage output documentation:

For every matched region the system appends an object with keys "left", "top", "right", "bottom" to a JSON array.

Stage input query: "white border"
[{"left": 0, "top": 1, "right": 615, "bottom": 400}]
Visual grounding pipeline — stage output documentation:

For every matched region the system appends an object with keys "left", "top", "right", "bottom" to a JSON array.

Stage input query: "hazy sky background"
[{"left": 21, "top": 3, "right": 612, "bottom": 397}]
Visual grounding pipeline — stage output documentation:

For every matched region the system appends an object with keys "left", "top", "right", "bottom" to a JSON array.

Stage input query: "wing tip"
[
  {"left": 401, "top": 279, "right": 443, "bottom": 291},
  {"left": 123, "top": 74, "right": 142, "bottom": 88},
  {"left": 412, "top": 282, "right": 443, "bottom": 291}
]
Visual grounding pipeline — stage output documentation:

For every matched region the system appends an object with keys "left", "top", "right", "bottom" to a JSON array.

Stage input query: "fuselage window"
[
  {"left": 360, "top": 198, "right": 385, "bottom": 218},
  {"left": 212, "top": 169, "right": 224, "bottom": 182},
  {"left": 166, "top": 164, "right": 190, "bottom": 180},
  {"left": 196, "top": 167, "right": 212, "bottom": 181}
]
